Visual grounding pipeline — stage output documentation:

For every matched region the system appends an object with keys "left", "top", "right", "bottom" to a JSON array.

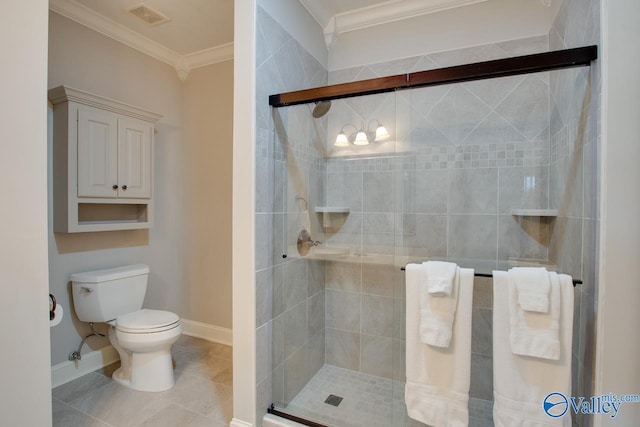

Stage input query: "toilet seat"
[{"left": 116, "top": 309, "right": 180, "bottom": 334}]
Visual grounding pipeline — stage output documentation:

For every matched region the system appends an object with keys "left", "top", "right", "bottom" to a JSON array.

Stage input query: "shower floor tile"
[
  {"left": 279, "top": 365, "right": 494, "bottom": 427},
  {"left": 281, "top": 365, "right": 403, "bottom": 427}
]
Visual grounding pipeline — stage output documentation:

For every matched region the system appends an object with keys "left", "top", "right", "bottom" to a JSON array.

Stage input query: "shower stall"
[{"left": 254, "top": 7, "right": 600, "bottom": 426}]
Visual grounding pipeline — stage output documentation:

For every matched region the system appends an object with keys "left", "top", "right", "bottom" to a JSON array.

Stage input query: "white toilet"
[{"left": 71, "top": 264, "right": 182, "bottom": 392}]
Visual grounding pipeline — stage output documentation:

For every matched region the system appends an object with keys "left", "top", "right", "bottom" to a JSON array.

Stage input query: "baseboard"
[
  {"left": 51, "top": 345, "right": 119, "bottom": 388},
  {"left": 180, "top": 319, "right": 233, "bottom": 346},
  {"left": 230, "top": 419, "right": 254, "bottom": 427}
]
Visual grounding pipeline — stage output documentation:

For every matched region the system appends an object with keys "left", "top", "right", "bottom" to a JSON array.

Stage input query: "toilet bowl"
[
  {"left": 109, "top": 309, "right": 182, "bottom": 392},
  {"left": 71, "top": 265, "right": 182, "bottom": 392}
]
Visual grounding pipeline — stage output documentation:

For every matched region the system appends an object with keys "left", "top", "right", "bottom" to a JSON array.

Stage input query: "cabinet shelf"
[
  {"left": 77, "top": 203, "right": 149, "bottom": 231},
  {"left": 72, "top": 222, "right": 151, "bottom": 233}
]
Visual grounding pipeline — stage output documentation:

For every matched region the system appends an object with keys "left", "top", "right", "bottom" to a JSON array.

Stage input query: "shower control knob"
[
  {"left": 297, "top": 229, "right": 322, "bottom": 256},
  {"left": 122, "top": 185, "right": 128, "bottom": 190},
  {"left": 112, "top": 185, "right": 118, "bottom": 190}
]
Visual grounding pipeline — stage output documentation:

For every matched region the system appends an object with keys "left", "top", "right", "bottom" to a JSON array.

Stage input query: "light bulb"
[
  {"left": 334, "top": 132, "right": 349, "bottom": 147},
  {"left": 374, "top": 125, "right": 390, "bottom": 141},
  {"left": 354, "top": 130, "right": 369, "bottom": 145}
]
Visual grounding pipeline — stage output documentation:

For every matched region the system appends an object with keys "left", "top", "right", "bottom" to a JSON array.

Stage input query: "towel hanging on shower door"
[
  {"left": 492, "top": 270, "right": 573, "bottom": 427},
  {"left": 405, "top": 263, "right": 474, "bottom": 427}
]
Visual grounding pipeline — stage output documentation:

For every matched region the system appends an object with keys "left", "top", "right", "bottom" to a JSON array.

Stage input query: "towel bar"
[{"left": 400, "top": 266, "right": 582, "bottom": 286}]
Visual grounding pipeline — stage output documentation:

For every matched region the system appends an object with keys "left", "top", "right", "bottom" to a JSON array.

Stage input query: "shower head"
[{"left": 312, "top": 101, "right": 332, "bottom": 118}]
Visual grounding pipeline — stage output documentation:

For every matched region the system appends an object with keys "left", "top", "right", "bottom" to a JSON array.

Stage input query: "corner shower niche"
[
  {"left": 314, "top": 206, "right": 350, "bottom": 229},
  {"left": 49, "top": 86, "right": 161, "bottom": 232},
  {"left": 507, "top": 209, "right": 559, "bottom": 268}
]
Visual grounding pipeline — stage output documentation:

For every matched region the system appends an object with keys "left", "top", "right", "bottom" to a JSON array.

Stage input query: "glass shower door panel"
[
  {"left": 322, "top": 91, "right": 399, "bottom": 427},
  {"left": 267, "top": 102, "right": 328, "bottom": 416},
  {"left": 267, "top": 91, "right": 402, "bottom": 427},
  {"left": 393, "top": 67, "right": 565, "bottom": 426}
]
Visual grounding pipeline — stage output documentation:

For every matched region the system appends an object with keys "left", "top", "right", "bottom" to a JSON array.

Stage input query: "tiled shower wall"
[
  {"left": 254, "top": 6, "right": 329, "bottom": 424},
  {"left": 548, "top": 1, "right": 601, "bottom": 426}
]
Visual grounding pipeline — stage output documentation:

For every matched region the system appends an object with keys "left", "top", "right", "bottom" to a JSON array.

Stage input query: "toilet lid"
[{"left": 116, "top": 309, "right": 180, "bottom": 333}]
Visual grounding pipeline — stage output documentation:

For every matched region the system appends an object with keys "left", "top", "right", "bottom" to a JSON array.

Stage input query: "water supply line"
[{"left": 68, "top": 322, "right": 106, "bottom": 361}]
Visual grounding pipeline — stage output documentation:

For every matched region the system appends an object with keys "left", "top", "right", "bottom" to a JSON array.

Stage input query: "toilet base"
[
  {"left": 108, "top": 325, "right": 180, "bottom": 392},
  {"left": 111, "top": 350, "right": 175, "bottom": 392}
]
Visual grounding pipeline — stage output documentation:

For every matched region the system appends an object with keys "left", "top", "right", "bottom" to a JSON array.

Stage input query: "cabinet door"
[
  {"left": 77, "top": 108, "right": 119, "bottom": 198},
  {"left": 117, "top": 117, "right": 152, "bottom": 199}
]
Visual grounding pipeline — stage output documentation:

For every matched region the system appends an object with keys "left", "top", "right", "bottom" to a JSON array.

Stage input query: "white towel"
[
  {"left": 509, "top": 271, "right": 560, "bottom": 360},
  {"left": 419, "top": 263, "right": 460, "bottom": 347},
  {"left": 425, "top": 261, "right": 457, "bottom": 296},
  {"left": 493, "top": 271, "right": 573, "bottom": 427},
  {"left": 405, "top": 264, "right": 474, "bottom": 427},
  {"left": 511, "top": 267, "right": 551, "bottom": 313}
]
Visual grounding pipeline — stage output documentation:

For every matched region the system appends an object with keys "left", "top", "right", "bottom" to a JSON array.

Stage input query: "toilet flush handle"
[{"left": 81, "top": 287, "right": 94, "bottom": 294}]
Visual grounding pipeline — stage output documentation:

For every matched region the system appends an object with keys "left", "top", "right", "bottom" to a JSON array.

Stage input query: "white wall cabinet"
[
  {"left": 49, "top": 86, "right": 161, "bottom": 232},
  {"left": 76, "top": 108, "right": 152, "bottom": 199}
]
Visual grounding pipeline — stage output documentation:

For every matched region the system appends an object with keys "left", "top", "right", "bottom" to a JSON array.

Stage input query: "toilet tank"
[{"left": 71, "top": 264, "right": 149, "bottom": 323}]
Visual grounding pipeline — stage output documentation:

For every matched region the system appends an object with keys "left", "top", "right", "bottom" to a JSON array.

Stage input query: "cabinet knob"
[
  {"left": 122, "top": 185, "right": 128, "bottom": 190},
  {"left": 112, "top": 185, "right": 118, "bottom": 190}
]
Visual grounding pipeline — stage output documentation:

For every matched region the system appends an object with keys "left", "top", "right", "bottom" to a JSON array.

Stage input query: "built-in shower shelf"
[
  {"left": 315, "top": 207, "right": 350, "bottom": 213},
  {"left": 315, "top": 207, "right": 350, "bottom": 229},
  {"left": 511, "top": 209, "right": 558, "bottom": 217}
]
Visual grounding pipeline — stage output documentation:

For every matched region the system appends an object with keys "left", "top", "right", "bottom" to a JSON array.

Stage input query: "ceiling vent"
[{"left": 127, "top": 3, "right": 171, "bottom": 26}]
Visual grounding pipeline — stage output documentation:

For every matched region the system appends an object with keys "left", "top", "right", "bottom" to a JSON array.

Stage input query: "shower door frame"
[{"left": 269, "top": 46, "right": 597, "bottom": 108}]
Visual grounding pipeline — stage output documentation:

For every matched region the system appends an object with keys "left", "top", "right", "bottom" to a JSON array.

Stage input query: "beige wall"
[
  {"left": 182, "top": 61, "right": 234, "bottom": 329},
  {"left": 48, "top": 12, "right": 233, "bottom": 365},
  {"left": 0, "top": 1, "right": 52, "bottom": 425}
]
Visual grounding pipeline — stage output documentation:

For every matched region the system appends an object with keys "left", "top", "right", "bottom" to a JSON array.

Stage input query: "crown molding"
[
  {"left": 48, "top": 85, "right": 163, "bottom": 122},
  {"left": 50, "top": 0, "right": 180, "bottom": 66},
  {"left": 299, "top": 0, "right": 489, "bottom": 49},
  {"left": 49, "top": 0, "right": 233, "bottom": 81},
  {"left": 184, "top": 42, "right": 234, "bottom": 69}
]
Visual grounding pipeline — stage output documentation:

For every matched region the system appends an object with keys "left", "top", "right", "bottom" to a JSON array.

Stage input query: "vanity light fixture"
[
  {"left": 334, "top": 120, "right": 390, "bottom": 147},
  {"left": 354, "top": 129, "right": 369, "bottom": 146},
  {"left": 375, "top": 122, "right": 390, "bottom": 141},
  {"left": 334, "top": 130, "right": 350, "bottom": 147}
]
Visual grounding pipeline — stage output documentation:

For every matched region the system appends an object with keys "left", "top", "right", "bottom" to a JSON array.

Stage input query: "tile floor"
[
  {"left": 282, "top": 365, "right": 398, "bottom": 427},
  {"left": 52, "top": 335, "right": 233, "bottom": 427},
  {"left": 278, "top": 365, "right": 494, "bottom": 427}
]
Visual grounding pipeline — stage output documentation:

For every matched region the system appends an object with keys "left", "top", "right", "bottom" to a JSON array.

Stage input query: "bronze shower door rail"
[{"left": 269, "top": 45, "right": 598, "bottom": 107}]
